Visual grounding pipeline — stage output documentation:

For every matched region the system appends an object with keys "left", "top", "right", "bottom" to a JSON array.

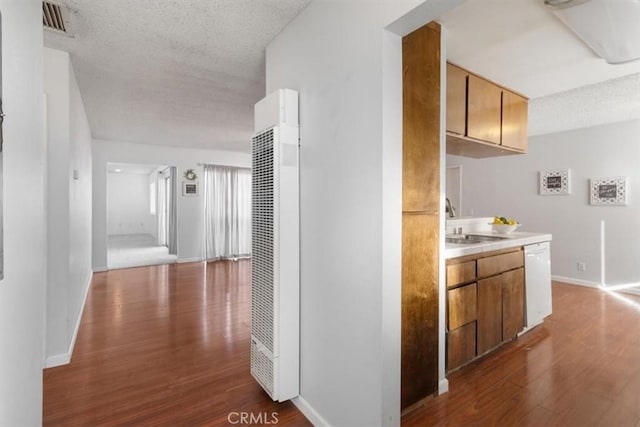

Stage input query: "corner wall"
[
  {"left": 44, "top": 47, "right": 93, "bottom": 366},
  {"left": 265, "top": 1, "right": 455, "bottom": 425},
  {"left": 448, "top": 119, "right": 640, "bottom": 289},
  {"left": 92, "top": 140, "right": 250, "bottom": 270},
  {"left": 0, "top": 0, "right": 46, "bottom": 424}
]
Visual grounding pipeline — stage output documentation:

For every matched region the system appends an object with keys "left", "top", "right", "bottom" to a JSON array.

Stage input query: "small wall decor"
[
  {"left": 539, "top": 169, "right": 570, "bottom": 195},
  {"left": 184, "top": 168, "right": 198, "bottom": 181},
  {"left": 590, "top": 177, "right": 627, "bottom": 205},
  {"left": 182, "top": 181, "right": 199, "bottom": 197}
]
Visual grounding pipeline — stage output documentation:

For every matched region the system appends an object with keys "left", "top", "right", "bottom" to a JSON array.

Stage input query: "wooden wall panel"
[
  {"left": 402, "top": 23, "right": 441, "bottom": 214},
  {"left": 401, "top": 213, "right": 439, "bottom": 408},
  {"left": 401, "top": 21, "right": 441, "bottom": 410}
]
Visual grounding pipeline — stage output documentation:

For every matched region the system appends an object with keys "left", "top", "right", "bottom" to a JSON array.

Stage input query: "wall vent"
[{"left": 43, "top": 1, "right": 73, "bottom": 37}]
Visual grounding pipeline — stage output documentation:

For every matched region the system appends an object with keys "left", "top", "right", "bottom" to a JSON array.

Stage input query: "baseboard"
[
  {"left": 551, "top": 275, "right": 600, "bottom": 288},
  {"left": 93, "top": 266, "right": 108, "bottom": 273},
  {"left": 552, "top": 275, "right": 640, "bottom": 296},
  {"left": 177, "top": 257, "right": 203, "bottom": 264},
  {"left": 45, "top": 271, "right": 93, "bottom": 369},
  {"left": 292, "top": 395, "right": 331, "bottom": 427},
  {"left": 438, "top": 378, "right": 449, "bottom": 395},
  {"left": 618, "top": 288, "right": 640, "bottom": 296},
  {"left": 45, "top": 352, "right": 71, "bottom": 368}
]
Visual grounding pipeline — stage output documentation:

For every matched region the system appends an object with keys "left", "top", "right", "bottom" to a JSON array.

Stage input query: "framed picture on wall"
[
  {"left": 590, "top": 177, "right": 627, "bottom": 205},
  {"left": 182, "top": 181, "right": 199, "bottom": 197},
  {"left": 539, "top": 169, "right": 570, "bottom": 195}
]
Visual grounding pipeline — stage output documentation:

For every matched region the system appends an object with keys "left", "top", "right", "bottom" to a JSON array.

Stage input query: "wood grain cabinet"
[
  {"left": 446, "top": 248, "right": 525, "bottom": 372},
  {"left": 467, "top": 74, "right": 502, "bottom": 145},
  {"left": 445, "top": 62, "right": 528, "bottom": 158}
]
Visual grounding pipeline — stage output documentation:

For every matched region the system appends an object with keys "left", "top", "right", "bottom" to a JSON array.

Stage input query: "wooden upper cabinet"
[
  {"left": 502, "top": 90, "right": 528, "bottom": 152},
  {"left": 467, "top": 74, "right": 502, "bottom": 145},
  {"left": 446, "top": 63, "right": 467, "bottom": 136},
  {"left": 446, "top": 62, "right": 528, "bottom": 158}
]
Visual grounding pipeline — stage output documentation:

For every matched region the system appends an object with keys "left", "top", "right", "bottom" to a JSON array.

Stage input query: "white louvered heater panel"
[{"left": 251, "top": 89, "right": 299, "bottom": 402}]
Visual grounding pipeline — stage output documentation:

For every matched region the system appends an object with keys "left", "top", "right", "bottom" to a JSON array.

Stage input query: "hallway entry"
[{"left": 106, "top": 162, "right": 177, "bottom": 269}]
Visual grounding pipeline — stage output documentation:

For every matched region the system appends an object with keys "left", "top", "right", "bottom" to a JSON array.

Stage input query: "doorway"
[{"left": 106, "top": 162, "right": 177, "bottom": 269}]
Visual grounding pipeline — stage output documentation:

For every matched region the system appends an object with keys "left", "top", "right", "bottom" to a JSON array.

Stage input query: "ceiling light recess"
[{"left": 544, "top": 0, "right": 640, "bottom": 64}]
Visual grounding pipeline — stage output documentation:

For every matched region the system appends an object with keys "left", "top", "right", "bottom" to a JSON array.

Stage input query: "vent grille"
[
  {"left": 43, "top": 1, "right": 71, "bottom": 35},
  {"left": 251, "top": 128, "right": 275, "bottom": 353},
  {"left": 251, "top": 339, "right": 274, "bottom": 397}
]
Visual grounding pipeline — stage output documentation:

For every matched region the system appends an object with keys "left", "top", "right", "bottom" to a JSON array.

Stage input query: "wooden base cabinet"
[
  {"left": 446, "top": 249, "right": 525, "bottom": 372},
  {"left": 502, "top": 268, "right": 525, "bottom": 340},
  {"left": 477, "top": 276, "right": 503, "bottom": 355}
]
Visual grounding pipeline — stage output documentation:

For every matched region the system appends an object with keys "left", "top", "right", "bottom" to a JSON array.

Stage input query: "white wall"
[
  {"left": 107, "top": 172, "right": 156, "bottom": 236},
  {"left": 448, "top": 119, "right": 640, "bottom": 288},
  {"left": 0, "top": 1, "right": 46, "bottom": 425},
  {"left": 266, "top": 1, "right": 457, "bottom": 425},
  {"left": 92, "top": 140, "right": 250, "bottom": 270},
  {"left": 44, "top": 47, "right": 93, "bottom": 365}
]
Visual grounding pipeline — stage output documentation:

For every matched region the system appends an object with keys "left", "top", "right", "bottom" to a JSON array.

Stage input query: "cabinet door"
[
  {"left": 446, "top": 63, "right": 467, "bottom": 136},
  {"left": 477, "top": 275, "right": 502, "bottom": 354},
  {"left": 467, "top": 75, "right": 502, "bottom": 145},
  {"left": 502, "top": 268, "right": 525, "bottom": 340},
  {"left": 502, "top": 90, "right": 528, "bottom": 151},
  {"left": 447, "top": 321, "right": 476, "bottom": 371}
]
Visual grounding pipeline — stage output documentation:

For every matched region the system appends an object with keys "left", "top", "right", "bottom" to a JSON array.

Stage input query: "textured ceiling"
[
  {"left": 44, "top": 0, "right": 311, "bottom": 151},
  {"left": 529, "top": 73, "right": 640, "bottom": 136},
  {"left": 45, "top": 0, "right": 640, "bottom": 148}
]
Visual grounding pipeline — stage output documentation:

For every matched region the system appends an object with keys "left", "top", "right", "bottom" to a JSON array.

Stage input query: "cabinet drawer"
[
  {"left": 477, "top": 250, "right": 523, "bottom": 279},
  {"left": 446, "top": 260, "right": 476, "bottom": 287},
  {"left": 448, "top": 283, "right": 477, "bottom": 330},
  {"left": 447, "top": 321, "right": 476, "bottom": 371}
]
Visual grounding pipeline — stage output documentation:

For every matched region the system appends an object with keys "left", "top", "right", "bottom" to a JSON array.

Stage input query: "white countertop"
[{"left": 445, "top": 231, "right": 552, "bottom": 259}]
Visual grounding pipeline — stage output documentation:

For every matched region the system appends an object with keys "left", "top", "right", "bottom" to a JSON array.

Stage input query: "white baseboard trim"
[
  {"left": 552, "top": 275, "right": 640, "bottom": 296},
  {"left": 177, "top": 257, "right": 203, "bottom": 264},
  {"left": 618, "top": 288, "right": 640, "bottom": 296},
  {"left": 438, "top": 378, "right": 449, "bottom": 395},
  {"left": 45, "top": 271, "right": 93, "bottom": 369},
  {"left": 551, "top": 275, "right": 600, "bottom": 288},
  {"left": 45, "top": 352, "right": 71, "bottom": 368},
  {"left": 292, "top": 395, "right": 331, "bottom": 427},
  {"left": 93, "top": 266, "right": 108, "bottom": 273}
]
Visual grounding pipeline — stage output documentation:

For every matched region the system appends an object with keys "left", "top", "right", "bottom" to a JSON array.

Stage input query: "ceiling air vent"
[{"left": 42, "top": 1, "right": 73, "bottom": 37}]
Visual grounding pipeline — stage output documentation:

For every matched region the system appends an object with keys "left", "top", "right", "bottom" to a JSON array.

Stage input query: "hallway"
[
  {"left": 43, "top": 260, "right": 309, "bottom": 426},
  {"left": 107, "top": 233, "right": 177, "bottom": 270}
]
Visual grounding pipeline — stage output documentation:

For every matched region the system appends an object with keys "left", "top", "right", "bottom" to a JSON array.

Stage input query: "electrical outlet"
[{"left": 577, "top": 262, "right": 586, "bottom": 272}]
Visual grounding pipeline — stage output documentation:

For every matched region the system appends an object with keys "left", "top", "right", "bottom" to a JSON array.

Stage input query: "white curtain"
[{"left": 203, "top": 165, "right": 251, "bottom": 260}]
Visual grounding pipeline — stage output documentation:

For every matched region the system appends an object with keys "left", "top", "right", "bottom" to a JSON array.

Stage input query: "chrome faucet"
[{"left": 445, "top": 197, "right": 456, "bottom": 218}]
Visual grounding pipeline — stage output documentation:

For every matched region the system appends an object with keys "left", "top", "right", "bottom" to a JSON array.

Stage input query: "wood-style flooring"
[
  {"left": 44, "top": 262, "right": 640, "bottom": 426},
  {"left": 403, "top": 282, "right": 640, "bottom": 426},
  {"left": 43, "top": 260, "right": 310, "bottom": 426}
]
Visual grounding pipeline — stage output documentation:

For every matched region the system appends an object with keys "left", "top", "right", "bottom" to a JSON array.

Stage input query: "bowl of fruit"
[{"left": 490, "top": 216, "right": 521, "bottom": 234}]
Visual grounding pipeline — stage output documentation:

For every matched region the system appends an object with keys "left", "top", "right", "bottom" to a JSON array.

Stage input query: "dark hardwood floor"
[
  {"left": 43, "top": 260, "right": 310, "bottom": 426},
  {"left": 44, "top": 263, "right": 640, "bottom": 426},
  {"left": 403, "top": 282, "right": 640, "bottom": 426}
]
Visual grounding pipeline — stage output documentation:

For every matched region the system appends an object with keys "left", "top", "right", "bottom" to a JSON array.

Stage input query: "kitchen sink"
[{"left": 445, "top": 234, "right": 509, "bottom": 244}]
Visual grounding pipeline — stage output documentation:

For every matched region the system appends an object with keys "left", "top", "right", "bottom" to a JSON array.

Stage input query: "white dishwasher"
[{"left": 524, "top": 242, "right": 552, "bottom": 329}]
